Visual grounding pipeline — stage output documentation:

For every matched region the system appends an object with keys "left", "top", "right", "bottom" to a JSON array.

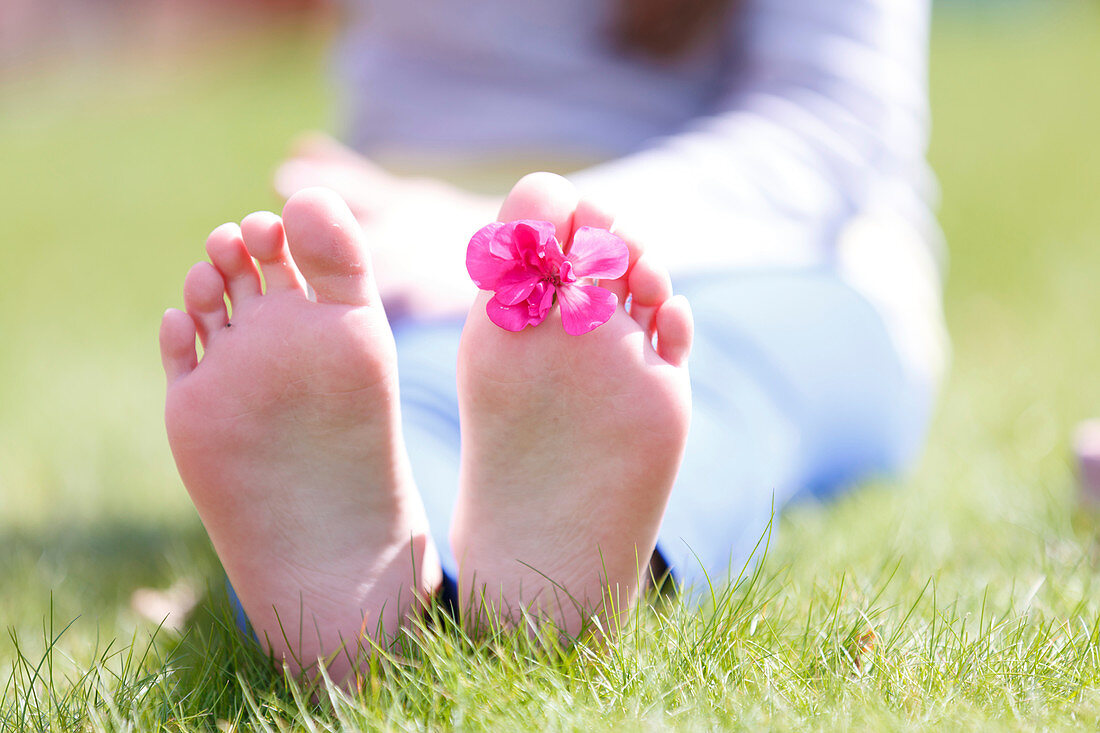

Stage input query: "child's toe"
[
  {"left": 206, "top": 223, "right": 261, "bottom": 306},
  {"left": 627, "top": 254, "right": 673, "bottom": 335},
  {"left": 241, "top": 211, "right": 306, "bottom": 294},
  {"left": 159, "top": 308, "right": 198, "bottom": 381},
  {"left": 497, "top": 172, "right": 579, "bottom": 242},
  {"left": 654, "top": 295, "right": 693, "bottom": 367},
  {"left": 183, "top": 262, "right": 229, "bottom": 346},
  {"left": 282, "top": 187, "right": 378, "bottom": 306}
]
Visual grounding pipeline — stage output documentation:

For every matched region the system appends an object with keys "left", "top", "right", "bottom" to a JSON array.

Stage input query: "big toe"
[
  {"left": 282, "top": 187, "right": 379, "bottom": 306},
  {"left": 497, "top": 172, "right": 580, "bottom": 243}
]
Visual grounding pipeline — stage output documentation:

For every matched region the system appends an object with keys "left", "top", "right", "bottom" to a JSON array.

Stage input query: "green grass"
[{"left": 3, "top": 3, "right": 1100, "bottom": 729}]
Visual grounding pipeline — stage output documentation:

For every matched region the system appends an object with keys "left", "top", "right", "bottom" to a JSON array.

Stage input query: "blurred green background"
[{"left": 1, "top": 0, "right": 1099, "bottom": 681}]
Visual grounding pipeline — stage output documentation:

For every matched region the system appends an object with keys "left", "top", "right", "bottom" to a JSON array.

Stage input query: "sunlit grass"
[{"left": 2, "top": 3, "right": 1100, "bottom": 730}]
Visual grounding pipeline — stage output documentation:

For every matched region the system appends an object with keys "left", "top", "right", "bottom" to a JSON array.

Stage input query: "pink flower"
[{"left": 466, "top": 220, "right": 629, "bottom": 335}]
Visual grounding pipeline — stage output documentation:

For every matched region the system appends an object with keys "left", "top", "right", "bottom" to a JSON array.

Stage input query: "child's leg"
[
  {"left": 656, "top": 269, "right": 935, "bottom": 589},
  {"left": 448, "top": 174, "right": 933, "bottom": 618},
  {"left": 390, "top": 319, "right": 465, "bottom": 589},
  {"left": 451, "top": 173, "right": 694, "bottom": 635},
  {"left": 160, "top": 188, "right": 441, "bottom": 683}
]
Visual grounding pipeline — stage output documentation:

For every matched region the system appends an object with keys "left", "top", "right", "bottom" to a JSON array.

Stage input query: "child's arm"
[{"left": 570, "top": 0, "right": 939, "bottom": 273}]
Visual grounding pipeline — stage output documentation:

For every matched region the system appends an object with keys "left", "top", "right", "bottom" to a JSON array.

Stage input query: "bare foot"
[
  {"left": 452, "top": 173, "right": 693, "bottom": 636},
  {"left": 159, "top": 188, "right": 441, "bottom": 682}
]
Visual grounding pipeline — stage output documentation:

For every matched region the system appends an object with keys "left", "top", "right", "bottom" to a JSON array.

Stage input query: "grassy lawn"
[{"left": 3, "top": 3, "right": 1100, "bottom": 729}]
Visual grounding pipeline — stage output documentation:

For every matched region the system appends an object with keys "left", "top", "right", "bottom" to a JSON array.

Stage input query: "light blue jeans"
[{"left": 395, "top": 266, "right": 933, "bottom": 590}]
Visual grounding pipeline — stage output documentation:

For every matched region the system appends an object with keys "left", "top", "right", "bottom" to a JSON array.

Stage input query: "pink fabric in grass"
[{"left": 466, "top": 220, "right": 629, "bottom": 335}]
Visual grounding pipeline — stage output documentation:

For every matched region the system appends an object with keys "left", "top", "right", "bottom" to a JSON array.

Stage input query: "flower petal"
[
  {"left": 467, "top": 222, "right": 519, "bottom": 290},
  {"left": 487, "top": 221, "right": 519, "bottom": 258},
  {"left": 556, "top": 283, "right": 618, "bottom": 335},
  {"left": 559, "top": 259, "right": 576, "bottom": 284},
  {"left": 530, "top": 281, "right": 555, "bottom": 321},
  {"left": 508, "top": 220, "right": 565, "bottom": 276},
  {"left": 494, "top": 273, "right": 541, "bottom": 306},
  {"left": 486, "top": 293, "right": 536, "bottom": 331},
  {"left": 512, "top": 220, "right": 558, "bottom": 258},
  {"left": 565, "top": 227, "right": 629, "bottom": 280}
]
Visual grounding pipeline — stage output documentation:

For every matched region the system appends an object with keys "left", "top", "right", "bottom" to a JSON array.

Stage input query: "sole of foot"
[
  {"left": 160, "top": 188, "right": 440, "bottom": 683},
  {"left": 452, "top": 173, "right": 693, "bottom": 638}
]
